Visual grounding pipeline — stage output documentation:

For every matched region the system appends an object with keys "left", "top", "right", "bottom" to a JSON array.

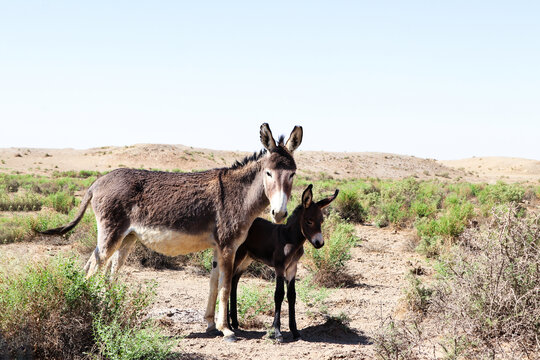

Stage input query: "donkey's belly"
[{"left": 132, "top": 226, "right": 216, "bottom": 256}]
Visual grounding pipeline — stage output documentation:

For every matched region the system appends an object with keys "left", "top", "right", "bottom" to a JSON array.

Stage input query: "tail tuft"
[{"left": 39, "top": 190, "right": 93, "bottom": 236}]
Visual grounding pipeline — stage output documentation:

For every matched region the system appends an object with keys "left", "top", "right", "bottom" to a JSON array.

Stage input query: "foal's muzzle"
[{"left": 311, "top": 233, "right": 324, "bottom": 249}]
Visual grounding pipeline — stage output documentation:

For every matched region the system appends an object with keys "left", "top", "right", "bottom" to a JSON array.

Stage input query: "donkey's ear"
[
  {"left": 260, "top": 123, "right": 277, "bottom": 151},
  {"left": 285, "top": 125, "right": 303, "bottom": 153},
  {"left": 317, "top": 189, "right": 339, "bottom": 210},
  {"left": 302, "top": 184, "right": 313, "bottom": 208}
]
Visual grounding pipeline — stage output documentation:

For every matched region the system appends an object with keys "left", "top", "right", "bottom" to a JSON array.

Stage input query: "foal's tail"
[{"left": 39, "top": 189, "right": 93, "bottom": 235}]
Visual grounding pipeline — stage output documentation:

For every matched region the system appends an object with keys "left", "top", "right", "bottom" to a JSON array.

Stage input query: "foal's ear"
[
  {"left": 260, "top": 123, "right": 277, "bottom": 151},
  {"left": 317, "top": 189, "right": 339, "bottom": 210},
  {"left": 302, "top": 184, "right": 313, "bottom": 208},
  {"left": 285, "top": 125, "right": 303, "bottom": 153}
]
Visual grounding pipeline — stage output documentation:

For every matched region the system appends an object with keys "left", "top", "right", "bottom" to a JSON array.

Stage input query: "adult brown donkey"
[
  {"left": 40, "top": 123, "right": 302, "bottom": 342},
  {"left": 229, "top": 184, "right": 338, "bottom": 342}
]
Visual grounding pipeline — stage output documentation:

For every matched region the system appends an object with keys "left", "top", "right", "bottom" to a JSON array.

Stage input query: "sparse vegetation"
[
  {"left": 234, "top": 284, "right": 274, "bottom": 328},
  {"left": 334, "top": 189, "right": 367, "bottom": 223},
  {"left": 303, "top": 211, "right": 358, "bottom": 287},
  {"left": 1, "top": 167, "right": 539, "bottom": 358},
  {"left": 0, "top": 256, "right": 176, "bottom": 359},
  {"left": 375, "top": 205, "right": 540, "bottom": 359}
]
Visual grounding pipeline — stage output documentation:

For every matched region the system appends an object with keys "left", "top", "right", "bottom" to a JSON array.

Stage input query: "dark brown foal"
[{"left": 229, "top": 184, "right": 339, "bottom": 342}]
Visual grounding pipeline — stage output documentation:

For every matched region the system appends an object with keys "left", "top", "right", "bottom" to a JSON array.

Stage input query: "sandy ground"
[{"left": 0, "top": 226, "right": 423, "bottom": 360}]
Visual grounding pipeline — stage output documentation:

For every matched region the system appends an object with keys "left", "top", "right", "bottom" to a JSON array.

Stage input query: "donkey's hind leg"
[
  {"left": 106, "top": 234, "right": 137, "bottom": 278},
  {"left": 84, "top": 222, "right": 129, "bottom": 279}
]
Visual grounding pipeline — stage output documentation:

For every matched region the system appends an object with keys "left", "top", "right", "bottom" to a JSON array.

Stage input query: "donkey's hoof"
[
  {"left": 292, "top": 332, "right": 301, "bottom": 341},
  {"left": 206, "top": 327, "right": 222, "bottom": 337},
  {"left": 275, "top": 334, "right": 284, "bottom": 343},
  {"left": 224, "top": 334, "right": 237, "bottom": 343}
]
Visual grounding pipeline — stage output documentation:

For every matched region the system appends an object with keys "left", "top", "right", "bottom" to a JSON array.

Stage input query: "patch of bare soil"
[
  {"left": 118, "top": 225, "right": 422, "bottom": 359},
  {"left": 0, "top": 225, "right": 422, "bottom": 359}
]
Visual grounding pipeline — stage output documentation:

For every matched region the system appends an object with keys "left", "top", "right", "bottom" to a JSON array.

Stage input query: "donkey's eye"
[
  {"left": 306, "top": 220, "right": 314, "bottom": 226},
  {"left": 289, "top": 173, "right": 295, "bottom": 180},
  {"left": 266, "top": 171, "right": 272, "bottom": 178}
]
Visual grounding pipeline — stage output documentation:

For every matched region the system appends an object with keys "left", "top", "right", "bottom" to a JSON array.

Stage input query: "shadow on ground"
[
  {"left": 300, "top": 318, "right": 371, "bottom": 345},
  {"left": 185, "top": 317, "right": 370, "bottom": 346}
]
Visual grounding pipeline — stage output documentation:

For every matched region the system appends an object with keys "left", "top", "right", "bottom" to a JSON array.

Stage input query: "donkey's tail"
[{"left": 39, "top": 189, "right": 93, "bottom": 235}]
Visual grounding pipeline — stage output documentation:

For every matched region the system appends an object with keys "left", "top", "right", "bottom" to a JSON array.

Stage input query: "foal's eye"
[
  {"left": 266, "top": 171, "right": 272, "bottom": 178},
  {"left": 289, "top": 173, "right": 295, "bottom": 180},
  {"left": 306, "top": 220, "right": 314, "bottom": 226}
]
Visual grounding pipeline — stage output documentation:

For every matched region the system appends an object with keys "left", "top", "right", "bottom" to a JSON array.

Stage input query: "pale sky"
[{"left": 1, "top": 1, "right": 539, "bottom": 160}]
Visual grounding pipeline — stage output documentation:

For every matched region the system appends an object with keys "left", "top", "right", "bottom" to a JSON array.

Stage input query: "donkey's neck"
[{"left": 227, "top": 160, "right": 269, "bottom": 220}]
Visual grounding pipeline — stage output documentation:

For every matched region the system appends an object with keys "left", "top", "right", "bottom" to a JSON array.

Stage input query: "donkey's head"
[
  {"left": 299, "top": 184, "right": 339, "bottom": 249},
  {"left": 259, "top": 123, "right": 303, "bottom": 223}
]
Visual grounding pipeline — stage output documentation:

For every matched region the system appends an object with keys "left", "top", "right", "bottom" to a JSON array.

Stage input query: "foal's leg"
[
  {"left": 286, "top": 263, "right": 301, "bottom": 339},
  {"left": 286, "top": 277, "right": 300, "bottom": 339},
  {"left": 204, "top": 249, "right": 219, "bottom": 333},
  {"left": 229, "top": 246, "right": 250, "bottom": 330},
  {"left": 229, "top": 272, "right": 242, "bottom": 330},
  {"left": 272, "top": 271, "right": 286, "bottom": 342}
]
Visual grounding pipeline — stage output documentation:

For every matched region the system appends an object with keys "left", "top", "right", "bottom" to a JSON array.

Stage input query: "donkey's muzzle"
[{"left": 272, "top": 210, "right": 288, "bottom": 224}]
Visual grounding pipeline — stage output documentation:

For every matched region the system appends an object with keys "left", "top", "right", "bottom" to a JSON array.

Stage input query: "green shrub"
[
  {"left": 295, "top": 276, "right": 332, "bottom": 316},
  {"left": 377, "top": 178, "right": 420, "bottom": 227},
  {"left": 0, "top": 216, "right": 35, "bottom": 243},
  {"left": 416, "top": 198, "right": 474, "bottom": 257},
  {"left": 0, "top": 193, "right": 42, "bottom": 211},
  {"left": 334, "top": 189, "right": 367, "bottom": 223},
  {"left": 235, "top": 284, "right": 274, "bottom": 328},
  {"left": 187, "top": 248, "right": 214, "bottom": 273},
  {"left": 44, "top": 191, "right": 77, "bottom": 214},
  {"left": 303, "top": 212, "right": 358, "bottom": 286},
  {"left": 0, "top": 256, "right": 176, "bottom": 359},
  {"left": 477, "top": 181, "right": 525, "bottom": 215},
  {"left": 404, "top": 275, "right": 432, "bottom": 314},
  {"left": 428, "top": 205, "right": 540, "bottom": 357}
]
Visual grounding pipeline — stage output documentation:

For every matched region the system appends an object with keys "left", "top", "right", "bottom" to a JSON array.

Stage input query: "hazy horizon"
[{"left": 1, "top": 2, "right": 539, "bottom": 161}]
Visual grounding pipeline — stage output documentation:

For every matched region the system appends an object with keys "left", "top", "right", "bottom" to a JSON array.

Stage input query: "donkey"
[
  {"left": 229, "top": 184, "right": 339, "bottom": 342},
  {"left": 39, "top": 123, "right": 302, "bottom": 342}
]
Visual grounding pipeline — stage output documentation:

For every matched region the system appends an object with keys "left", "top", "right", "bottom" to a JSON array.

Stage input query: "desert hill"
[{"left": 1, "top": 144, "right": 539, "bottom": 183}]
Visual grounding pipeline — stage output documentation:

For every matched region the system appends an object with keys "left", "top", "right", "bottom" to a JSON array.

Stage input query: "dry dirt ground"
[
  {"left": 0, "top": 226, "right": 422, "bottom": 360},
  {"left": 1, "top": 145, "right": 539, "bottom": 359}
]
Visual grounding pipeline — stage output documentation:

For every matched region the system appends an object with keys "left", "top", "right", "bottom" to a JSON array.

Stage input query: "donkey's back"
[{"left": 91, "top": 168, "right": 219, "bottom": 230}]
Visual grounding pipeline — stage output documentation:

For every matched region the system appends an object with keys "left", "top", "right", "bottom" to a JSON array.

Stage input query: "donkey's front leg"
[
  {"left": 215, "top": 246, "right": 237, "bottom": 342},
  {"left": 272, "top": 274, "right": 286, "bottom": 342},
  {"left": 204, "top": 250, "right": 219, "bottom": 333},
  {"left": 287, "top": 277, "right": 301, "bottom": 340}
]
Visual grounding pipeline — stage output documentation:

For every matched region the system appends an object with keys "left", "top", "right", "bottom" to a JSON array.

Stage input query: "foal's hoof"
[
  {"left": 224, "top": 334, "right": 237, "bottom": 343},
  {"left": 275, "top": 334, "right": 284, "bottom": 343},
  {"left": 292, "top": 332, "right": 301, "bottom": 341}
]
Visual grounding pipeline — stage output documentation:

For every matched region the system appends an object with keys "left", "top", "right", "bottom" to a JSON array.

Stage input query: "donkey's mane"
[
  {"left": 230, "top": 134, "right": 288, "bottom": 170},
  {"left": 230, "top": 149, "right": 267, "bottom": 169}
]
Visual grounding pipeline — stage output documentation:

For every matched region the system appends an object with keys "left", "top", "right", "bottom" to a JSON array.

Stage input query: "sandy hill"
[{"left": 0, "top": 144, "right": 538, "bottom": 183}]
